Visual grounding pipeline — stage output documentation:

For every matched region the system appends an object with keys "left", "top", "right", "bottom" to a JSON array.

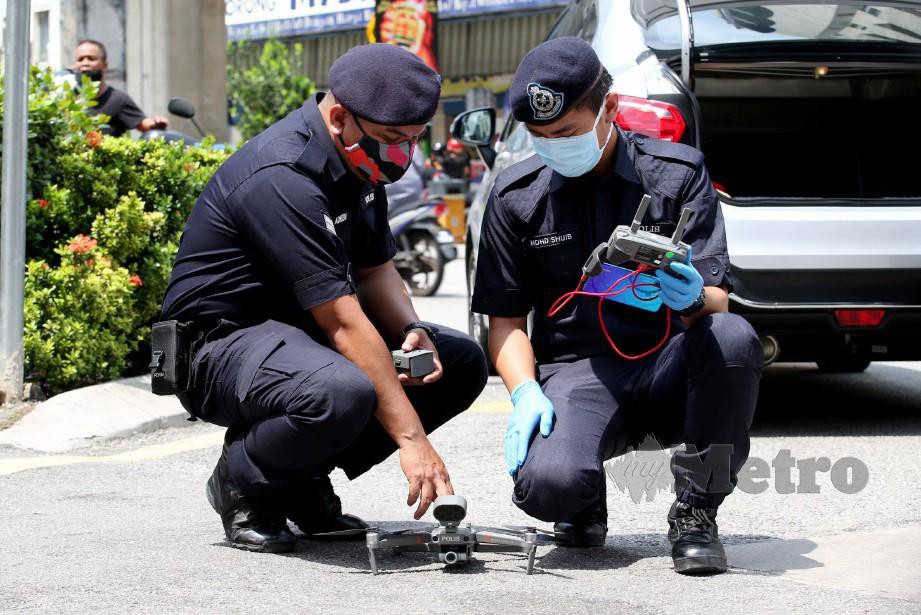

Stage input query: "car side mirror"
[
  {"left": 451, "top": 108, "right": 497, "bottom": 169},
  {"left": 167, "top": 97, "right": 196, "bottom": 119}
]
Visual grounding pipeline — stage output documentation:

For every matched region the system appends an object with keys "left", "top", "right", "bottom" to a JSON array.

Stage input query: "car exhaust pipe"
[{"left": 760, "top": 335, "right": 780, "bottom": 366}]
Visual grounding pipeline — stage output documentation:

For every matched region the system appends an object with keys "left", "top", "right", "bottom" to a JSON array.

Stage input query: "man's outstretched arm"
[{"left": 311, "top": 293, "right": 452, "bottom": 518}]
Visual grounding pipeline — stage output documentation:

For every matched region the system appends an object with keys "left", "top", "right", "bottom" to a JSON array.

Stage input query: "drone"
[{"left": 312, "top": 495, "right": 553, "bottom": 574}]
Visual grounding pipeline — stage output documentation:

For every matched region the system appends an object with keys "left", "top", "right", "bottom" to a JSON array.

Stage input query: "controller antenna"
[
  {"left": 671, "top": 207, "right": 691, "bottom": 245},
  {"left": 630, "top": 194, "right": 651, "bottom": 233}
]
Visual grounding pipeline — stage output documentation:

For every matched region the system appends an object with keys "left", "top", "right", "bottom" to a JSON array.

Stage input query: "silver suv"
[{"left": 454, "top": 0, "right": 921, "bottom": 372}]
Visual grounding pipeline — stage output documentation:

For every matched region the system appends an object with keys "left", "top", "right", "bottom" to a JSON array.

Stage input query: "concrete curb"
[{"left": 0, "top": 375, "right": 189, "bottom": 453}]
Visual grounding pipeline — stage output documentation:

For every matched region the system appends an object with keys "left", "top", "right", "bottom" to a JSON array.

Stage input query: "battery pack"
[{"left": 392, "top": 349, "right": 436, "bottom": 377}]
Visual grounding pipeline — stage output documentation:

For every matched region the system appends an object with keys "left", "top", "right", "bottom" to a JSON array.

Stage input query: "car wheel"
[
  {"left": 815, "top": 356, "right": 871, "bottom": 373},
  {"left": 466, "top": 253, "right": 495, "bottom": 374}
]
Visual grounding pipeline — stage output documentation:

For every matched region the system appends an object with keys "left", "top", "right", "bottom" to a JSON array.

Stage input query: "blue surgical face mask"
[{"left": 530, "top": 98, "right": 613, "bottom": 177}]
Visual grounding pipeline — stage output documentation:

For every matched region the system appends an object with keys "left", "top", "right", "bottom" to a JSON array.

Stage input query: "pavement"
[
  {"left": 0, "top": 374, "right": 189, "bottom": 453},
  {"left": 1, "top": 257, "right": 920, "bottom": 613}
]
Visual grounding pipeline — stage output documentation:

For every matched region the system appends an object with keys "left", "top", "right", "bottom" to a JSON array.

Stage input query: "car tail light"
[
  {"left": 433, "top": 203, "right": 447, "bottom": 217},
  {"left": 615, "top": 96, "right": 687, "bottom": 142},
  {"left": 834, "top": 309, "right": 886, "bottom": 327}
]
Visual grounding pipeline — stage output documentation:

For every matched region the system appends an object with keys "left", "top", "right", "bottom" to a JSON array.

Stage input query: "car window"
[
  {"left": 498, "top": 115, "right": 518, "bottom": 144},
  {"left": 645, "top": 4, "right": 921, "bottom": 51},
  {"left": 547, "top": 2, "right": 582, "bottom": 39},
  {"left": 504, "top": 121, "right": 533, "bottom": 155},
  {"left": 580, "top": 0, "right": 598, "bottom": 42},
  {"left": 547, "top": 0, "right": 597, "bottom": 41}
]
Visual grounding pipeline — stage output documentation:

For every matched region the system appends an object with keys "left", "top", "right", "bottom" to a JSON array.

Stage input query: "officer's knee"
[
  {"left": 286, "top": 363, "right": 376, "bottom": 447},
  {"left": 513, "top": 456, "right": 601, "bottom": 522},
  {"left": 444, "top": 337, "right": 489, "bottom": 401},
  {"left": 688, "top": 312, "right": 762, "bottom": 370}
]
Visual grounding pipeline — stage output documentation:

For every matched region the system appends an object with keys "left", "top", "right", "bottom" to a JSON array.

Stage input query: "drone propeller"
[
  {"left": 307, "top": 527, "right": 370, "bottom": 538},
  {"left": 309, "top": 524, "right": 424, "bottom": 538},
  {"left": 497, "top": 524, "right": 560, "bottom": 537}
]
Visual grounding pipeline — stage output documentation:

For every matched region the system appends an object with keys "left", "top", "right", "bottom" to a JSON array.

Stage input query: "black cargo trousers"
[{"left": 177, "top": 319, "right": 489, "bottom": 497}]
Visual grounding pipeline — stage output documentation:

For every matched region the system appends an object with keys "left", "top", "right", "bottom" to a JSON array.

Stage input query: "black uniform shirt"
[
  {"left": 161, "top": 93, "right": 396, "bottom": 338},
  {"left": 471, "top": 128, "right": 730, "bottom": 364},
  {"left": 89, "top": 86, "right": 146, "bottom": 137}
]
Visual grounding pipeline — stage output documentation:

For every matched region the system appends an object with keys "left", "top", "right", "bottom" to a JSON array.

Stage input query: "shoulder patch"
[
  {"left": 494, "top": 154, "right": 549, "bottom": 197},
  {"left": 630, "top": 133, "right": 704, "bottom": 167}
]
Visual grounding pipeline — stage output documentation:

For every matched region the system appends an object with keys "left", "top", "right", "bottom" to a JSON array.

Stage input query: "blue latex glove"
[
  {"left": 505, "top": 380, "right": 554, "bottom": 475},
  {"left": 654, "top": 245, "right": 704, "bottom": 311}
]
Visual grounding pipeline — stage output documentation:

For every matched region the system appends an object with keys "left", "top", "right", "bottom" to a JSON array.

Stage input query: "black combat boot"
[
  {"left": 205, "top": 447, "right": 296, "bottom": 553},
  {"left": 284, "top": 473, "right": 368, "bottom": 540},
  {"left": 667, "top": 499, "right": 727, "bottom": 574},
  {"left": 552, "top": 481, "right": 608, "bottom": 548}
]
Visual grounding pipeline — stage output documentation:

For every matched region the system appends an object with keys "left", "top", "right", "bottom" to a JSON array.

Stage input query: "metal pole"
[{"left": 0, "top": 0, "right": 31, "bottom": 403}]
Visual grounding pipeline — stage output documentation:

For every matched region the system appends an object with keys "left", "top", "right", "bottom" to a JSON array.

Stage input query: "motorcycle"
[
  {"left": 141, "top": 97, "right": 214, "bottom": 147},
  {"left": 388, "top": 195, "right": 456, "bottom": 297}
]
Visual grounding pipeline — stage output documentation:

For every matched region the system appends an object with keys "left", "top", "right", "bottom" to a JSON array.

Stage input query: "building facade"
[
  {"left": 226, "top": 0, "right": 567, "bottom": 143},
  {"left": 2, "top": 0, "right": 228, "bottom": 140}
]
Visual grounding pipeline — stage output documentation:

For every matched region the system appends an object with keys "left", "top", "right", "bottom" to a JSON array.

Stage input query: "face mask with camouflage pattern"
[{"left": 339, "top": 113, "right": 415, "bottom": 185}]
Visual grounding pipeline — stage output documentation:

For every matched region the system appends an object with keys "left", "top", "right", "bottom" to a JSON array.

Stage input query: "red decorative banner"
[{"left": 368, "top": 0, "right": 439, "bottom": 73}]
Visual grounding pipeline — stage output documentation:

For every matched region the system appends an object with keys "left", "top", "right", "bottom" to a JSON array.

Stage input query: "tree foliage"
[{"left": 227, "top": 38, "right": 317, "bottom": 141}]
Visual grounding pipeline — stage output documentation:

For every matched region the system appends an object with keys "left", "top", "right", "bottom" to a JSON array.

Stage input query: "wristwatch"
[
  {"left": 678, "top": 288, "right": 707, "bottom": 317},
  {"left": 401, "top": 321, "right": 438, "bottom": 342}
]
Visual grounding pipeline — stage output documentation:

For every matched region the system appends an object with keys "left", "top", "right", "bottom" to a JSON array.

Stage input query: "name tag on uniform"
[
  {"left": 334, "top": 213, "right": 348, "bottom": 225},
  {"left": 528, "top": 230, "right": 577, "bottom": 249}
]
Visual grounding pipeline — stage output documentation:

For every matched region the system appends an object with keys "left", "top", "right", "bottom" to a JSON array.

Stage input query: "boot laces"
[{"left": 677, "top": 506, "right": 715, "bottom": 534}]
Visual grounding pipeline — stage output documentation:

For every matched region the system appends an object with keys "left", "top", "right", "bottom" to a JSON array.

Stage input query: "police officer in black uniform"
[
  {"left": 160, "top": 44, "right": 488, "bottom": 553},
  {"left": 471, "top": 38, "right": 762, "bottom": 574}
]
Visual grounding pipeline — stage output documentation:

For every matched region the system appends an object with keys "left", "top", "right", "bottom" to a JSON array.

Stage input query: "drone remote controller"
[
  {"left": 583, "top": 194, "right": 691, "bottom": 279},
  {"left": 607, "top": 194, "right": 691, "bottom": 274}
]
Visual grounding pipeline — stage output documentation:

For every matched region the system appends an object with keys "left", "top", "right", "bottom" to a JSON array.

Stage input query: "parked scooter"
[
  {"left": 388, "top": 195, "right": 456, "bottom": 297},
  {"left": 141, "top": 97, "right": 206, "bottom": 146}
]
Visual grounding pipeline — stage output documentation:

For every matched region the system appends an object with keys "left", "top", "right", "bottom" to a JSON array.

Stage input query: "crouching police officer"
[
  {"left": 159, "top": 44, "right": 488, "bottom": 553},
  {"left": 471, "top": 38, "right": 762, "bottom": 574}
]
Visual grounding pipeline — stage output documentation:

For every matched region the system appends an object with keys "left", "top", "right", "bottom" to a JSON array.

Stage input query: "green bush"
[
  {"left": 24, "top": 238, "right": 137, "bottom": 391},
  {"left": 0, "top": 67, "right": 229, "bottom": 393},
  {"left": 227, "top": 38, "right": 316, "bottom": 140}
]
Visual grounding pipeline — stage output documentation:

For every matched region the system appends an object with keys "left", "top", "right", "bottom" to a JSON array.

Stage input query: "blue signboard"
[{"left": 226, "top": 0, "right": 568, "bottom": 40}]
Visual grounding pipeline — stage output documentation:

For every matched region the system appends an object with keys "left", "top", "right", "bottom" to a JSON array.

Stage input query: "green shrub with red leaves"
[{"left": 1, "top": 67, "right": 229, "bottom": 393}]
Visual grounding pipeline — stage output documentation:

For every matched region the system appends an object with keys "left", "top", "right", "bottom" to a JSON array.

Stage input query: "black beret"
[
  {"left": 328, "top": 43, "right": 442, "bottom": 126},
  {"left": 509, "top": 37, "right": 602, "bottom": 125}
]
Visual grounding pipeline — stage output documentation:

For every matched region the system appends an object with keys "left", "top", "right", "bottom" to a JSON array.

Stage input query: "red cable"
[{"left": 547, "top": 266, "right": 673, "bottom": 361}]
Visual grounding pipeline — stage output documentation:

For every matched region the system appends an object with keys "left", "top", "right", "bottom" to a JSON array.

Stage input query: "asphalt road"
[{"left": 2, "top": 257, "right": 920, "bottom": 614}]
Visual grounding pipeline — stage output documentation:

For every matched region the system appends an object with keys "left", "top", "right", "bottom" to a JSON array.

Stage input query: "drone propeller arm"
[
  {"left": 473, "top": 530, "right": 537, "bottom": 552},
  {"left": 368, "top": 530, "right": 433, "bottom": 551}
]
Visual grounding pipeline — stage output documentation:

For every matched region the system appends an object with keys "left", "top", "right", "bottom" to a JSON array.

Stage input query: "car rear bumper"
[
  {"left": 730, "top": 301, "right": 921, "bottom": 361},
  {"left": 721, "top": 199, "right": 921, "bottom": 361},
  {"left": 721, "top": 200, "right": 921, "bottom": 271},
  {"left": 730, "top": 267, "right": 921, "bottom": 305}
]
